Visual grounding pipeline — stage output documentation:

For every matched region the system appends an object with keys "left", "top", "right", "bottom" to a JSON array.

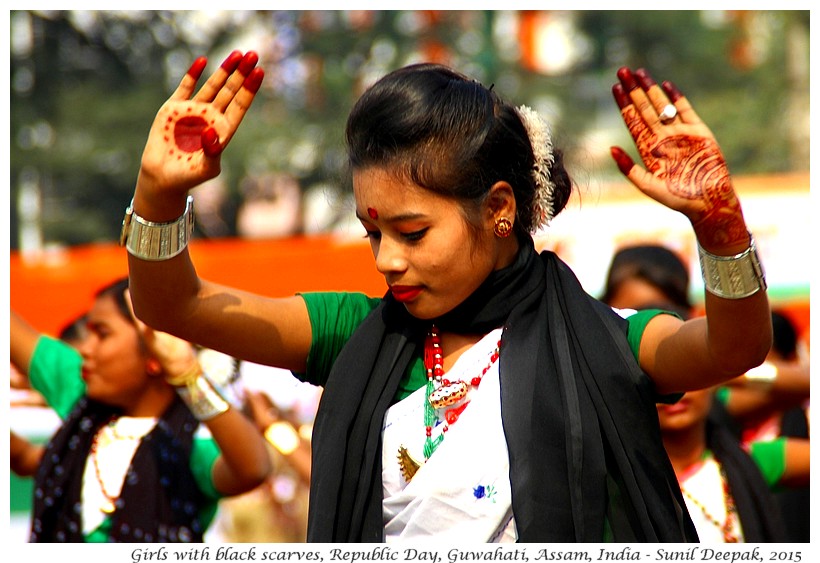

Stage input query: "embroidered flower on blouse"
[{"left": 473, "top": 484, "right": 497, "bottom": 502}]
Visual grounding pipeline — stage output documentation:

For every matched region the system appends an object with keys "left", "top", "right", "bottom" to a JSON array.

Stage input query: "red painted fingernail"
[
  {"left": 243, "top": 68, "right": 265, "bottom": 93},
  {"left": 238, "top": 51, "right": 259, "bottom": 75},
  {"left": 662, "top": 80, "right": 683, "bottom": 103},
  {"left": 617, "top": 67, "right": 638, "bottom": 92},
  {"left": 202, "top": 127, "right": 221, "bottom": 157},
  {"left": 220, "top": 50, "right": 243, "bottom": 72},
  {"left": 202, "top": 127, "right": 218, "bottom": 145},
  {"left": 634, "top": 68, "right": 656, "bottom": 90},
  {"left": 610, "top": 147, "right": 634, "bottom": 176},
  {"left": 187, "top": 57, "right": 208, "bottom": 80},
  {"left": 611, "top": 83, "right": 630, "bottom": 109}
]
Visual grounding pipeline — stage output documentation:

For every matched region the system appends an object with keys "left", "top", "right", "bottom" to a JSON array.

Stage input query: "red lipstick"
[{"left": 391, "top": 286, "right": 422, "bottom": 303}]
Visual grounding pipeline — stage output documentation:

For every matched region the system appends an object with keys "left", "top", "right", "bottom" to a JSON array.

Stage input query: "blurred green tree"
[{"left": 9, "top": 10, "right": 808, "bottom": 250}]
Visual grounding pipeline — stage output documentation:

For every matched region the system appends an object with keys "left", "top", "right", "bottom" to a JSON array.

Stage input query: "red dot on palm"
[{"left": 174, "top": 116, "right": 208, "bottom": 153}]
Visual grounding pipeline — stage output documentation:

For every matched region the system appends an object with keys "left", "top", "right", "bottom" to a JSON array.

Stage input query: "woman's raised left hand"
[{"left": 610, "top": 67, "right": 748, "bottom": 252}]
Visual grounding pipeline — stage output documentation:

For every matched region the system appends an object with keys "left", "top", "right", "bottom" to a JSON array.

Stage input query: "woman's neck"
[
  {"left": 438, "top": 332, "right": 484, "bottom": 371},
  {"left": 494, "top": 233, "right": 521, "bottom": 271},
  {"left": 662, "top": 424, "right": 708, "bottom": 478},
  {"left": 121, "top": 383, "right": 176, "bottom": 418}
]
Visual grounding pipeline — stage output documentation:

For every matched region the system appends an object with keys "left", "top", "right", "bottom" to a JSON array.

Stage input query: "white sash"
[{"left": 381, "top": 329, "right": 517, "bottom": 542}]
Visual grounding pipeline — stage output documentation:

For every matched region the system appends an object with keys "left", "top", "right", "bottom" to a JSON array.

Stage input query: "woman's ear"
[{"left": 486, "top": 181, "right": 517, "bottom": 224}]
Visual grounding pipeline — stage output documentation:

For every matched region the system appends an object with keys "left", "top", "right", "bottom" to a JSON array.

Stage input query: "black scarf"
[
  {"left": 775, "top": 407, "right": 810, "bottom": 542},
  {"left": 307, "top": 239, "right": 697, "bottom": 542},
  {"left": 706, "top": 405, "right": 788, "bottom": 542},
  {"left": 30, "top": 395, "right": 206, "bottom": 542}
]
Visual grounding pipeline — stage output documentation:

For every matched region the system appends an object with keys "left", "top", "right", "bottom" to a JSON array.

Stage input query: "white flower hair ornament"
[{"left": 516, "top": 105, "right": 556, "bottom": 232}]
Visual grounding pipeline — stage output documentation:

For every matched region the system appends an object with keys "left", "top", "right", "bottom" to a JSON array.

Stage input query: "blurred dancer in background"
[
  {"left": 601, "top": 245, "right": 810, "bottom": 542},
  {"left": 10, "top": 277, "right": 272, "bottom": 542}
]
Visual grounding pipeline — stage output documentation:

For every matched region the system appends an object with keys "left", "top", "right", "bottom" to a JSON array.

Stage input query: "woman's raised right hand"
[{"left": 136, "top": 50, "right": 264, "bottom": 212}]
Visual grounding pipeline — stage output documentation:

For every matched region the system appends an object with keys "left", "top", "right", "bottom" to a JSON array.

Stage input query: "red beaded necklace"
[{"left": 422, "top": 325, "right": 501, "bottom": 460}]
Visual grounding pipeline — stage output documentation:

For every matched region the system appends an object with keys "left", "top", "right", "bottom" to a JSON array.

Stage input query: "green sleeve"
[
  {"left": 189, "top": 436, "right": 221, "bottom": 532},
  {"left": 714, "top": 386, "right": 731, "bottom": 405},
  {"left": 28, "top": 335, "right": 86, "bottom": 420},
  {"left": 190, "top": 436, "right": 222, "bottom": 500},
  {"left": 748, "top": 437, "right": 787, "bottom": 489},
  {"left": 624, "top": 308, "right": 683, "bottom": 404},
  {"left": 297, "top": 292, "right": 382, "bottom": 386},
  {"left": 624, "top": 309, "right": 667, "bottom": 360}
]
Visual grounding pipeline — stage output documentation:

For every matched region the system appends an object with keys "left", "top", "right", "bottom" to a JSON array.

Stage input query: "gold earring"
[
  {"left": 146, "top": 358, "right": 162, "bottom": 376},
  {"left": 493, "top": 217, "right": 513, "bottom": 238}
]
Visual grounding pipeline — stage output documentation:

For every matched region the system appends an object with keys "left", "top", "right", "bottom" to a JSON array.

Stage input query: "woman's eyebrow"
[{"left": 355, "top": 210, "right": 427, "bottom": 223}]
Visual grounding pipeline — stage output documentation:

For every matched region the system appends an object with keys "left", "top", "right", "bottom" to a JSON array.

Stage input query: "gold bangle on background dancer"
[{"left": 264, "top": 422, "right": 300, "bottom": 455}]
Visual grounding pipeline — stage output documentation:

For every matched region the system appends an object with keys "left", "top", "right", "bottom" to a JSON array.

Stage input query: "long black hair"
[
  {"left": 94, "top": 276, "right": 131, "bottom": 321},
  {"left": 601, "top": 244, "right": 692, "bottom": 311}
]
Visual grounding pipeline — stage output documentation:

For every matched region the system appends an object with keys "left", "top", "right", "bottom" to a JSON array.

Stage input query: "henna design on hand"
[
  {"left": 613, "top": 67, "right": 749, "bottom": 250},
  {"left": 622, "top": 106, "right": 655, "bottom": 150},
  {"left": 648, "top": 134, "right": 746, "bottom": 246},
  {"left": 650, "top": 136, "right": 727, "bottom": 200}
]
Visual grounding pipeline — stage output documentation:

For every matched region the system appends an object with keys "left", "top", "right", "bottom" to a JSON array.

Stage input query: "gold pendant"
[
  {"left": 101, "top": 499, "right": 116, "bottom": 514},
  {"left": 397, "top": 445, "right": 421, "bottom": 483}
]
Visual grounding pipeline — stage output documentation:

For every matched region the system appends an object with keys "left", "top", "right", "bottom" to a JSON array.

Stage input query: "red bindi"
[{"left": 367, "top": 207, "right": 378, "bottom": 220}]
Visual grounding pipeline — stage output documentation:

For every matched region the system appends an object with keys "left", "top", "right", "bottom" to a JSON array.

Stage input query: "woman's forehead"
[
  {"left": 353, "top": 168, "right": 437, "bottom": 211},
  {"left": 87, "top": 294, "right": 127, "bottom": 323}
]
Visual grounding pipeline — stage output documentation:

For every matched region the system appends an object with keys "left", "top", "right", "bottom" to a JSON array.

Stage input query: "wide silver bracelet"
[
  {"left": 120, "top": 196, "right": 194, "bottom": 261},
  {"left": 698, "top": 233, "right": 767, "bottom": 299},
  {"left": 175, "top": 372, "right": 230, "bottom": 422}
]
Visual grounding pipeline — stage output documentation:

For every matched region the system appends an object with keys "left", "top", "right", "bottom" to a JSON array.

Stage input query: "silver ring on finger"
[{"left": 659, "top": 104, "right": 678, "bottom": 124}]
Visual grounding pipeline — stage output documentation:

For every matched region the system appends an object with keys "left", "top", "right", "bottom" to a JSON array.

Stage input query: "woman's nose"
[
  {"left": 374, "top": 237, "right": 407, "bottom": 276},
  {"left": 76, "top": 334, "right": 96, "bottom": 359}
]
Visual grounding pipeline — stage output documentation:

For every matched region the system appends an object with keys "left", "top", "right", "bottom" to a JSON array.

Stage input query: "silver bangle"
[
  {"left": 120, "top": 196, "right": 194, "bottom": 261},
  {"left": 175, "top": 373, "right": 230, "bottom": 421},
  {"left": 698, "top": 233, "right": 767, "bottom": 299}
]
